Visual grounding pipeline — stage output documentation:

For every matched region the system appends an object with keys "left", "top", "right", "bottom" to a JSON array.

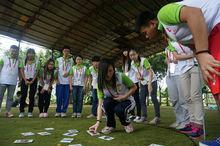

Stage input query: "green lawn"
[{"left": 0, "top": 106, "right": 219, "bottom": 146}]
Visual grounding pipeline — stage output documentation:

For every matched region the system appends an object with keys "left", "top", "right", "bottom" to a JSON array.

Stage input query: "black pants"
[
  {"left": 130, "top": 83, "right": 141, "bottom": 117},
  {"left": 38, "top": 86, "right": 51, "bottom": 113},
  {"left": 19, "top": 79, "right": 37, "bottom": 113},
  {"left": 103, "top": 97, "right": 134, "bottom": 128}
]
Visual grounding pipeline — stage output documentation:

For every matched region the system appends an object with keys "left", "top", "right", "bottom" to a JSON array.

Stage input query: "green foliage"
[{"left": 148, "top": 52, "right": 167, "bottom": 80}]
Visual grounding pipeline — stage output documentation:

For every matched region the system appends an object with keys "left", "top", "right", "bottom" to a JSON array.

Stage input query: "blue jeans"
[
  {"left": 0, "top": 84, "right": 16, "bottom": 112},
  {"left": 140, "top": 81, "right": 160, "bottom": 118},
  {"left": 56, "top": 84, "right": 70, "bottom": 113},
  {"left": 91, "top": 89, "right": 98, "bottom": 116},
  {"left": 72, "top": 86, "right": 84, "bottom": 113}
]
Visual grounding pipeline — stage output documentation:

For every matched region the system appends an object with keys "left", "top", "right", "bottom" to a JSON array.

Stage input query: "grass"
[{"left": 0, "top": 106, "right": 219, "bottom": 146}]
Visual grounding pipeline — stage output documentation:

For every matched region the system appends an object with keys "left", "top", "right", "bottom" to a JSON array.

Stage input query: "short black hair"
[
  {"left": 91, "top": 56, "right": 100, "bottom": 62},
  {"left": 62, "top": 45, "right": 71, "bottom": 51},
  {"left": 135, "top": 11, "right": 157, "bottom": 33},
  {"left": 10, "top": 45, "right": 19, "bottom": 50}
]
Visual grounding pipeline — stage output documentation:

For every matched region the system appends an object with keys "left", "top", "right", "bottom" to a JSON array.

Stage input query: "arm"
[
  {"left": 68, "top": 68, "right": 73, "bottom": 91},
  {"left": 114, "top": 74, "right": 137, "bottom": 101},
  {"left": 173, "top": 51, "right": 194, "bottom": 61},
  {"left": 180, "top": 6, "right": 220, "bottom": 81},
  {"left": 89, "top": 98, "right": 103, "bottom": 133}
]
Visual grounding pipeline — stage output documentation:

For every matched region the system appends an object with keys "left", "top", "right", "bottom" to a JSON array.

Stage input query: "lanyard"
[
  {"left": 74, "top": 66, "right": 83, "bottom": 79},
  {"left": 8, "top": 58, "right": 17, "bottom": 68},
  {"left": 178, "top": 43, "right": 186, "bottom": 54},
  {"left": 62, "top": 58, "right": 69, "bottom": 71},
  {"left": 26, "top": 62, "right": 35, "bottom": 73}
]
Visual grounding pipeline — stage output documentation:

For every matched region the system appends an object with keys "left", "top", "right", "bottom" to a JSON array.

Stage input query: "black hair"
[
  {"left": 43, "top": 58, "right": 55, "bottom": 83},
  {"left": 135, "top": 11, "right": 157, "bottom": 33},
  {"left": 62, "top": 45, "right": 71, "bottom": 51},
  {"left": 25, "top": 48, "right": 35, "bottom": 65},
  {"left": 75, "top": 55, "right": 83, "bottom": 63},
  {"left": 91, "top": 56, "right": 100, "bottom": 62},
  {"left": 129, "top": 48, "right": 141, "bottom": 63},
  {"left": 98, "top": 58, "right": 117, "bottom": 92},
  {"left": 10, "top": 45, "right": 19, "bottom": 50},
  {"left": 122, "top": 50, "right": 131, "bottom": 71}
]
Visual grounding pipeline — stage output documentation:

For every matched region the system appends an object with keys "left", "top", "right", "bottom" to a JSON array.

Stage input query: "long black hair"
[
  {"left": 43, "top": 58, "right": 55, "bottom": 82},
  {"left": 98, "top": 58, "right": 117, "bottom": 92},
  {"left": 25, "top": 48, "right": 35, "bottom": 65},
  {"left": 122, "top": 49, "right": 131, "bottom": 72},
  {"left": 129, "top": 48, "right": 141, "bottom": 63}
]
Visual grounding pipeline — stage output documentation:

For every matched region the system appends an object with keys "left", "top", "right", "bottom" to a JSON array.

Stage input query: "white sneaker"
[
  {"left": 128, "top": 115, "right": 136, "bottom": 121},
  {"left": 133, "top": 116, "right": 141, "bottom": 122},
  {"left": 5, "top": 112, "right": 14, "bottom": 118},
  {"left": 28, "top": 113, "right": 33, "bottom": 118},
  {"left": 55, "top": 113, "right": 61, "bottom": 117},
  {"left": 176, "top": 122, "right": 187, "bottom": 130},
  {"left": 71, "top": 113, "right": 77, "bottom": 118},
  {"left": 44, "top": 113, "right": 48, "bottom": 118},
  {"left": 124, "top": 123, "right": 134, "bottom": 133},
  {"left": 101, "top": 127, "right": 115, "bottom": 134},
  {"left": 149, "top": 117, "right": 160, "bottom": 125},
  {"left": 39, "top": 113, "right": 44, "bottom": 118},
  {"left": 76, "top": 113, "right": 81, "bottom": 118},
  {"left": 19, "top": 112, "right": 25, "bottom": 118},
  {"left": 134, "top": 117, "right": 146, "bottom": 123},
  {"left": 169, "top": 122, "right": 179, "bottom": 128},
  {"left": 61, "top": 113, "right": 67, "bottom": 118},
  {"left": 86, "top": 114, "right": 95, "bottom": 118}
]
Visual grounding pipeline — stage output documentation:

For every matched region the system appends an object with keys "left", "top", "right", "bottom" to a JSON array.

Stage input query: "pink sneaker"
[
  {"left": 179, "top": 124, "right": 193, "bottom": 134},
  {"left": 188, "top": 127, "right": 204, "bottom": 140},
  {"left": 44, "top": 113, "right": 48, "bottom": 118}
]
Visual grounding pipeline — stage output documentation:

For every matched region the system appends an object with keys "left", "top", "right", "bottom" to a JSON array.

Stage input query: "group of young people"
[
  {"left": 0, "top": 45, "right": 100, "bottom": 119},
  {"left": 0, "top": 0, "right": 219, "bottom": 144}
]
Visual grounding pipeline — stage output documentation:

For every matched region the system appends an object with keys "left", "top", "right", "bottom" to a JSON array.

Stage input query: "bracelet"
[
  {"left": 195, "top": 50, "right": 209, "bottom": 55},
  {"left": 96, "top": 120, "right": 102, "bottom": 123}
]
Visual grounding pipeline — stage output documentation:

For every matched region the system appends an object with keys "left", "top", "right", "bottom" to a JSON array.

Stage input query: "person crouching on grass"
[{"left": 89, "top": 58, "right": 137, "bottom": 134}]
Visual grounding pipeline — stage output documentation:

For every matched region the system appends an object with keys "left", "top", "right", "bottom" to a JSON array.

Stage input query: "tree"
[{"left": 148, "top": 52, "right": 167, "bottom": 80}]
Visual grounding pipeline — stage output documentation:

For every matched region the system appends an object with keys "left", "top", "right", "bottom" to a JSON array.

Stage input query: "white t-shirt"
[
  {"left": 0, "top": 56, "right": 19, "bottom": 85},
  {"left": 89, "top": 66, "right": 98, "bottom": 89},
  {"left": 57, "top": 57, "right": 73, "bottom": 85}
]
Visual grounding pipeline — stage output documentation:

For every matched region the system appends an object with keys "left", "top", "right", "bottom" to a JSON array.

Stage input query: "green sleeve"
[
  {"left": 121, "top": 73, "right": 133, "bottom": 88},
  {"left": 55, "top": 59, "right": 59, "bottom": 68},
  {"left": 0, "top": 59, "right": 4, "bottom": 66},
  {"left": 143, "top": 58, "right": 151, "bottom": 70},
  {"left": 168, "top": 41, "right": 176, "bottom": 52},
  {"left": 69, "top": 67, "right": 73, "bottom": 76},
  {"left": 157, "top": 3, "right": 183, "bottom": 30},
  {"left": 97, "top": 88, "right": 104, "bottom": 100}
]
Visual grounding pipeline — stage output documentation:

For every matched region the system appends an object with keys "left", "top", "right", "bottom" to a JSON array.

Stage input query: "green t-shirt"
[{"left": 97, "top": 73, "right": 133, "bottom": 100}]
